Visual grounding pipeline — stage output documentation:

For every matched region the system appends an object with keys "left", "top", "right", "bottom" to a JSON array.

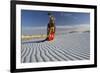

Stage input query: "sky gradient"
[{"left": 21, "top": 10, "right": 90, "bottom": 27}]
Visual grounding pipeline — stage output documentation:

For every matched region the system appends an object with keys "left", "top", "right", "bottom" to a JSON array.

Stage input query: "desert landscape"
[
  {"left": 21, "top": 10, "right": 90, "bottom": 63},
  {"left": 21, "top": 28, "right": 90, "bottom": 63}
]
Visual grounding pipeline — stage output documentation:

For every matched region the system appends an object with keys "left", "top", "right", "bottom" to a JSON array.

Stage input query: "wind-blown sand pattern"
[{"left": 21, "top": 32, "right": 90, "bottom": 63}]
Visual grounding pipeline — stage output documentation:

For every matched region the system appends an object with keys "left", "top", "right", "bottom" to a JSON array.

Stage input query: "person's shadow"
[{"left": 22, "top": 38, "right": 47, "bottom": 44}]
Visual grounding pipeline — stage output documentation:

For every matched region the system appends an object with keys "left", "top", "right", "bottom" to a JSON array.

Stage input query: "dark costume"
[{"left": 47, "top": 13, "right": 56, "bottom": 41}]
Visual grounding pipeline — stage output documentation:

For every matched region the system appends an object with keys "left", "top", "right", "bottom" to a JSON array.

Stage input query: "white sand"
[{"left": 21, "top": 32, "right": 90, "bottom": 63}]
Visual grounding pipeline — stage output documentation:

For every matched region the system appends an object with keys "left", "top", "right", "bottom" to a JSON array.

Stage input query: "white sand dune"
[{"left": 21, "top": 32, "right": 90, "bottom": 63}]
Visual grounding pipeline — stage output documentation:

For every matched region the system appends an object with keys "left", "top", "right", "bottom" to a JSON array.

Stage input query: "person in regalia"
[{"left": 47, "top": 13, "right": 56, "bottom": 41}]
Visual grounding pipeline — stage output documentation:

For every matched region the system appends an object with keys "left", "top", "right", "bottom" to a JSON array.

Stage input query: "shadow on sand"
[{"left": 22, "top": 38, "right": 47, "bottom": 44}]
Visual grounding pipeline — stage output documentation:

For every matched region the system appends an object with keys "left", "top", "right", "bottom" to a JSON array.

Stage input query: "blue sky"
[{"left": 21, "top": 10, "right": 90, "bottom": 27}]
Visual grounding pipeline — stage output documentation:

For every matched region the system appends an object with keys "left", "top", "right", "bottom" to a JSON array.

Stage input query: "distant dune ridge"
[
  {"left": 21, "top": 32, "right": 90, "bottom": 63},
  {"left": 22, "top": 24, "right": 90, "bottom": 40}
]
